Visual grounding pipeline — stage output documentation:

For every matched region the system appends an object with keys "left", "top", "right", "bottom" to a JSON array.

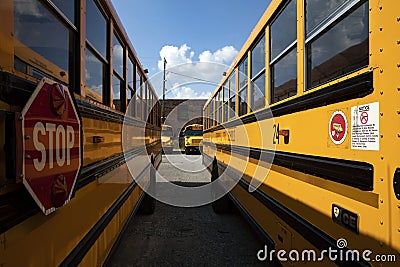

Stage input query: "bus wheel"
[
  {"left": 185, "top": 148, "right": 190, "bottom": 155},
  {"left": 211, "top": 158, "right": 231, "bottom": 214},
  {"left": 139, "top": 158, "right": 156, "bottom": 215},
  {"left": 139, "top": 193, "right": 155, "bottom": 215},
  {"left": 212, "top": 194, "right": 232, "bottom": 214}
]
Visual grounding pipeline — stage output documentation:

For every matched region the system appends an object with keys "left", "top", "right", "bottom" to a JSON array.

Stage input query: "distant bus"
[
  {"left": 183, "top": 124, "right": 203, "bottom": 154},
  {"left": 203, "top": 0, "right": 399, "bottom": 266},
  {"left": 162, "top": 124, "right": 174, "bottom": 153}
]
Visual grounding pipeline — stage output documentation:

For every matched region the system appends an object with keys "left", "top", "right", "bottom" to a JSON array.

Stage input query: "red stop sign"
[{"left": 21, "top": 78, "right": 81, "bottom": 215}]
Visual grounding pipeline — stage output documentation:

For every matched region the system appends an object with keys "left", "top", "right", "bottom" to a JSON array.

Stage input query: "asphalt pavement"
[{"left": 106, "top": 152, "right": 276, "bottom": 266}]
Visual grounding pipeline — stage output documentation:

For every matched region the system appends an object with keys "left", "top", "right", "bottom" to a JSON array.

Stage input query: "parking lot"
[{"left": 106, "top": 152, "right": 274, "bottom": 266}]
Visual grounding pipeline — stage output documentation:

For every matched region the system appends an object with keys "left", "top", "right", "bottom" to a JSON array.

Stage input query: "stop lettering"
[{"left": 33, "top": 122, "right": 75, "bottom": 171}]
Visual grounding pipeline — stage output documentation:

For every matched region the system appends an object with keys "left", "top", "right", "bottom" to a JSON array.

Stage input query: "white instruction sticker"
[{"left": 351, "top": 102, "right": 379, "bottom": 150}]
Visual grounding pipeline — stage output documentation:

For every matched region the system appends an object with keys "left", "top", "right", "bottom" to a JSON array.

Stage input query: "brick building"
[{"left": 161, "top": 99, "right": 206, "bottom": 138}]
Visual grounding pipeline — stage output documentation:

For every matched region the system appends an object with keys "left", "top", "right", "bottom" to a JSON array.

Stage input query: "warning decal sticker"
[
  {"left": 351, "top": 102, "right": 379, "bottom": 151},
  {"left": 329, "top": 110, "right": 348, "bottom": 145}
]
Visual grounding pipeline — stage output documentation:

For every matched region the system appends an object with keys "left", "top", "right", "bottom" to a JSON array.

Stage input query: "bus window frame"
[
  {"left": 269, "top": 0, "right": 297, "bottom": 105},
  {"left": 304, "top": 0, "right": 369, "bottom": 90}
]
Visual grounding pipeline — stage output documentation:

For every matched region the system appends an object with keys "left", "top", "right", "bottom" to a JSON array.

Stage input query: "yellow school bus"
[
  {"left": 203, "top": 0, "right": 399, "bottom": 265},
  {"left": 0, "top": 0, "right": 161, "bottom": 265},
  {"left": 183, "top": 124, "right": 203, "bottom": 154}
]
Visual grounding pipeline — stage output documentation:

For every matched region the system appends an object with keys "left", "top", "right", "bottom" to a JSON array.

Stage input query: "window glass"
[
  {"left": 251, "top": 74, "right": 266, "bottom": 111},
  {"left": 112, "top": 75, "right": 122, "bottom": 111},
  {"left": 86, "top": 0, "right": 106, "bottom": 58},
  {"left": 14, "top": 0, "right": 70, "bottom": 72},
  {"left": 306, "top": 0, "right": 347, "bottom": 34},
  {"left": 272, "top": 48, "right": 297, "bottom": 103},
  {"left": 85, "top": 49, "right": 104, "bottom": 102},
  {"left": 136, "top": 70, "right": 141, "bottom": 96},
  {"left": 223, "top": 83, "right": 228, "bottom": 103},
  {"left": 143, "top": 84, "right": 148, "bottom": 119},
  {"left": 136, "top": 93, "right": 142, "bottom": 119},
  {"left": 229, "top": 95, "right": 236, "bottom": 120},
  {"left": 51, "top": 0, "right": 75, "bottom": 25},
  {"left": 113, "top": 34, "right": 124, "bottom": 77},
  {"left": 307, "top": 2, "right": 369, "bottom": 88},
  {"left": 238, "top": 88, "right": 248, "bottom": 116},
  {"left": 128, "top": 58, "right": 134, "bottom": 88},
  {"left": 251, "top": 35, "right": 266, "bottom": 77},
  {"left": 223, "top": 83, "right": 228, "bottom": 122},
  {"left": 127, "top": 89, "right": 135, "bottom": 117},
  {"left": 270, "top": 0, "right": 297, "bottom": 60},
  {"left": 238, "top": 57, "right": 248, "bottom": 89},
  {"left": 229, "top": 71, "right": 236, "bottom": 94}
]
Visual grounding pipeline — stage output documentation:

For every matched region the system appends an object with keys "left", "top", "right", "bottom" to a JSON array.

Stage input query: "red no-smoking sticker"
[
  {"left": 360, "top": 112, "right": 368, "bottom": 124},
  {"left": 329, "top": 111, "right": 348, "bottom": 145}
]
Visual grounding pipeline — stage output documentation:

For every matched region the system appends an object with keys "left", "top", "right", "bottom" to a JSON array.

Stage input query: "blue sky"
[{"left": 110, "top": 0, "right": 271, "bottom": 98}]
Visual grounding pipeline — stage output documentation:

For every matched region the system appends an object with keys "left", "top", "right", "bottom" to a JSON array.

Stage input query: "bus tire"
[
  {"left": 185, "top": 148, "right": 190, "bottom": 155},
  {"left": 211, "top": 158, "right": 231, "bottom": 214},
  {"left": 140, "top": 158, "right": 156, "bottom": 215},
  {"left": 139, "top": 193, "right": 155, "bottom": 215},
  {"left": 212, "top": 195, "right": 231, "bottom": 214}
]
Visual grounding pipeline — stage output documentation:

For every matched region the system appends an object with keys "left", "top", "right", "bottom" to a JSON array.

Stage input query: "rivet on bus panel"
[
  {"left": 380, "top": 178, "right": 384, "bottom": 182},
  {"left": 380, "top": 48, "right": 383, "bottom": 52},
  {"left": 380, "top": 199, "right": 384, "bottom": 204},
  {"left": 379, "top": 28, "right": 383, "bottom": 31},
  {"left": 380, "top": 135, "right": 383, "bottom": 138},
  {"left": 380, "top": 221, "right": 384, "bottom": 225},
  {"left": 380, "top": 112, "right": 384, "bottom": 116},
  {"left": 380, "top": 91, "right": 383, "bottom": 95}
]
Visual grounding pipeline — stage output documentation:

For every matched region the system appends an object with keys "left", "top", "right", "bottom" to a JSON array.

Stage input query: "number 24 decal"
[{"left": 273, "top": 124, "right": 279, "bottom": 145}]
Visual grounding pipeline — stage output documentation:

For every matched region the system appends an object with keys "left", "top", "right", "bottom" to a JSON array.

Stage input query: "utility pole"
[{"left": 162, "top": 57, "right": 167, "bottom": 123}]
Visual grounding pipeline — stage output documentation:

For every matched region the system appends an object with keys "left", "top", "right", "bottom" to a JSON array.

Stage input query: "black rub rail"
[{"left": 204, "top": 142, "right": 373, "bottom": 191}]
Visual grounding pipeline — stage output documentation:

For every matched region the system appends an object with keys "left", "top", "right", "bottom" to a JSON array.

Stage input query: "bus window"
[
  {"left": 270, "top": 0, "right": 297, "bottom": 103},
  {"left": 113, "top": 34, "right": 124, "bottom": 78},
  {"left": 271, "top": 47, "right": 297, "bottom": 103},
  {"left": 306, "top": 1, "right": 369, "bottom": 89},
  {"left": 85, "top": 49, "right": 104, "bottom": 103},
  {"left": 14, "top": 0, "right": 72, "bottom": 82},
  {"left": 52, "top": 0, "right": 76, "bottom": 25},
  {"left": 229, "top": 71, "right": 236, "bottom": 120},
  {"left": 251, "top": 34, "right": 266, "bottom": 111},
  {"left": 112, "top": 75, "right": 122, "bottom": 111},
  {"left": 86, "top": 0, "right": 107, "bottom": 59},
  {"left": 127, "top": 57, "right": 136, "bottom": 117}
]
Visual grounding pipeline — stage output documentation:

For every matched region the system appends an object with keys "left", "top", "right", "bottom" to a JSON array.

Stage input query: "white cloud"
[
  {"left": 157, "top": 44, "right": 194, "bottom": 70},
  {"left": 199, "top": 46, "right": 238, "bottom": 64},
  {"left": 169, "top": 85, "right": 212, "bottom": 99},
  {"left": 153, "top": 44, "right": 238, "bottom": 99}
]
